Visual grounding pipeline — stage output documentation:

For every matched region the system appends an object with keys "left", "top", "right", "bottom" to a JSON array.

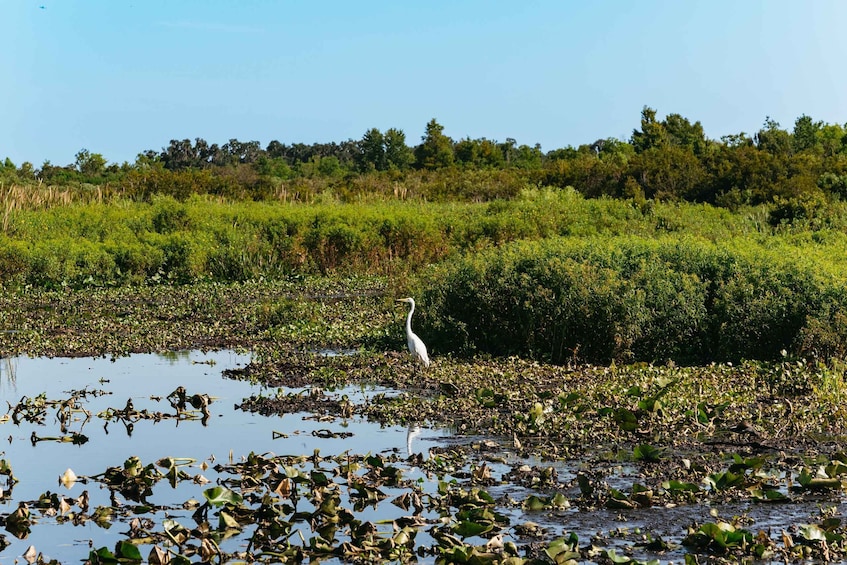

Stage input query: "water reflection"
[
  {"left": 406, "top": 424, "right": 423, "bottom": 457},
  {"left": 0, "top": 356, "right": 17, "bottom": 392},
  {"left": 0, "top": 350, "right": 454, "bottom": 562}
]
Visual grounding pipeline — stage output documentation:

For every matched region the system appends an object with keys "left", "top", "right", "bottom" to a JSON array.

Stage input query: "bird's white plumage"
[
  {"left": 396, "top": 297, "right": 430, "bottom": 367},
  {"left": 406, "top": 424, "right": 422, "bottom": 457}
]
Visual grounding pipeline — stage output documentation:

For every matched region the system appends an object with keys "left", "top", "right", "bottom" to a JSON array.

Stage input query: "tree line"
[{"left": 3, "top": 108, "right": 847, "bottom": 218}]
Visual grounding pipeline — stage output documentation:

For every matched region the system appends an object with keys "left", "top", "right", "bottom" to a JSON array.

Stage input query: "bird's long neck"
[{"left": 405, "top": 301, "right": 415, "bottom": 334}]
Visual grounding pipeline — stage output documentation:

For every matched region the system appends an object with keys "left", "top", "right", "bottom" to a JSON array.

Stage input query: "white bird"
[
  {"left": 406, "top": 424, "right": 422, "bottom": 457},
  {"left": 396, "top": 297, "right": 430, "bottom": 368}
]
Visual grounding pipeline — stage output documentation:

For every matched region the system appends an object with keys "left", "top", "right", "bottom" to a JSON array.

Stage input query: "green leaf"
[
  {"left": 551, "top": 492, "right": 569, "bottom": 508},
  {"left": 219, "top": 510, "right": 241, "bottom": 530},
  {"left": 625, "top": 385, "right": 642, "bottom": 397},
  {"left": 523, "top": 495, "right": 549, "bottom": 511},
  {"left": 798, "top": 524, "right": 826, "bottom": 542},
  {"left": 605, "top": 548, "right": 633, "bottom": 563},
  {"left": 604, "top": 548, "right": 660, "bottom": 564},
  {"left": 825, "top": 460, "right": 847, "bottom": 477},
  {"left": 798, "top": 467, "right": 812, "bottom": 487},
  {"left": 705, "top": 470, "right": 744, "bottom": 491},
  {"left": 115, "top": 540, "right": 143, "bottom": 561},
  {"left": 749, "top": 487, "right": 788, "bottom": 502},
  {"left": 633, "top": 444, "right": 662, "bottom": 462},
  {"left": 203, "top": 486, "right": 243, "bottom": 507},
  {"left": 453, "top": 520, "right": 492, "bottom": 538},
  {"left": 88, "top": 547, "right": 118, "bottom": 565},
  {"left": 662, "top": 479, "right": 701, "bottom": 492},
  {"left": 310, "top": 471, "right": 329, "bottom": 486},
  {"left": 546, "top": 535, "right": 580, "bottom": 561},
  {"left": 613, "top": 408, "right": 638, "bottom": 432}
]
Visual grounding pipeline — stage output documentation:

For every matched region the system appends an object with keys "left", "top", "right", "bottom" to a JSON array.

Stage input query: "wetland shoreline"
[{"left": 3, "top": 279, "right": 847, "bottom": 563}]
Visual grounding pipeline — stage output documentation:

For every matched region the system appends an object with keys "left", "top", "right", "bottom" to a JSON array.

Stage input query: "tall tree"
[
  {"left": 265, "top": 140, "right": 288, "bottom": 160},
  {"left": 792, "top": 114, "right": 823, "bottom": 154},
  {"left": 414, "top": 119, "right": 454, "bottom": 169},
  {"left": 631, "top": 107, "right": 707, "bottom": 154},
  {"left": 161, "top": 139, "right": 201, "bottom": 170},
  {"left": 755, "top": 118, "right": 792, "bottom": 156},
  {"left": 511, "top": 143, "right": 544, "bottom": 169},
  {"left": 75, "top": 148, "right": 106, "bottom": 176},
  {"left": 384, "top": 128, "right": 414, "bottom": 170},
  {"left": 818, "top": 123, "right": 847, "bottom": 158},
  {"left": 630, "top": 107, "right": 669, "bottom": 153},
  {"left": 629, "top": 145, "right": 705, "bottom": 200},
  {"left": 222, "top": 139, "right": 262, "bottom": 165},
  {"left": 358, "top": 128, "right": 386, "bottom": 171},
  {"left": 663, "top": 113, "right": 708, "bottom": 155}
]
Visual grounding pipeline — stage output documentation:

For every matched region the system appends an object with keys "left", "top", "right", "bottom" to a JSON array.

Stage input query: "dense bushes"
[
  {"left": 0, "top": 195, "right": 459, "bottom": 286},
  {"left": 0, "top": 190, "right": 658, "bottom": 287},
  {"left": 414, "top": 237, "right": 847, "bottom": 364},
  {"left": 3, "top": 190, "right": 847, "bottom": 365},
  {"left": 0, "top": 189, "right": 841, "bottom": 291}
]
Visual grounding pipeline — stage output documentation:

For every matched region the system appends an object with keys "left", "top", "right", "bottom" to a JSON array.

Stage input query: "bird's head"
[{"left": 395, "top": 297, "right": 414, "bottom": 305}]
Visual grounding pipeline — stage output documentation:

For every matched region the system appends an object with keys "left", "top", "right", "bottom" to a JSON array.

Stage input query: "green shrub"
[
  {"left": 158, "top": 234, "right": 193, "bottom": 283},
  {"left": 709, "top": 262, "right": 818, "bottom": 360},
  {"left": 108, "top": 240, "right": 163, "bottom": 282},
  {"left": 0, "top": 239, "right": 30, "bottom": 286},
  {"left": 151, "top": 196, "right": 193, "bottom": 233},
  {"left": 418, "top": 240, "right": 636, "bottom": 364},
  {"left": 417, "top": 236, "right": 841, "bottom": 364},
  {"left": 627, "top": 262, "right": 708, "bottom": 363},
  {"left": 797, "top": 287, "right": 847, "bottom": 360}
]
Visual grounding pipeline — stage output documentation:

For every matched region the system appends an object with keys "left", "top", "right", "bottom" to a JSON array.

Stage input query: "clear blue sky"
[{"left": 3, "top": 1, "right": 847, "bottom": 167}]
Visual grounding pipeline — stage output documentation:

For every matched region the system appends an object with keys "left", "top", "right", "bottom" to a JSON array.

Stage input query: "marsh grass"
[
  {"left": 2, "top": 188, "right": 846, "bottom": 363},
  {"left": 0, "top": 189, "right": 630, "bottom": 285}
]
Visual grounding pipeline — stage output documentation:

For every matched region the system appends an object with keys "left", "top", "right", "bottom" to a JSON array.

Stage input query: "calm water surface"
[
  {"left": 1, "top": 352, "right": 840, "bottom": 564},
  {"left": 0, "top": 351, "right": 442, "bottom": 562}
]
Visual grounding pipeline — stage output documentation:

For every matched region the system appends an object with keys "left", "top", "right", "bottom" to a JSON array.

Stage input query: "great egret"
[{"left": 396, "top": 297, "right": 430, "bottom": 368}]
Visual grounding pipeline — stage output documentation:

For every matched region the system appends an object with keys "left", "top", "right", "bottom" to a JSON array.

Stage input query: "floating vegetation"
[
  {"left": 1, "top": 351, "right": 847, "bottom": 563},
  {"left": 4, "top": 279, "right": 847, "bottom": 562}
]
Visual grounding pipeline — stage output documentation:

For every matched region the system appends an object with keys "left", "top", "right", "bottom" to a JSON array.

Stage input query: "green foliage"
[
  {"left": 768, "top": 192, "right": 827, "bottom": 226},
  {"left": 3, "top": 187, "right": 847, "bottom": 365},
  {"left": 75, "top": 148, "right": 107, "bottom": 176},
  {"left": 416, "top": 234, "right": 847, "bottom": 364},
  {"left": 415, "top": 118, "right": 454, "bottom": 170},
  {"left": 151, "top": 195, "right": 192, "bottom": 233},
  {"left": 631, "top": 106, "right": 708, "bottom": 155},
  {"left": 5, "top": 110, "right": 847, "bottom": 213},
  {"left": 0, "top": 187, "right": 661, "bottom": 288}
]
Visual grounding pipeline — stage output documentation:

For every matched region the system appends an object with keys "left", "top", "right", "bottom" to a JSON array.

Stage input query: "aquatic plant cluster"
[
  {"left": 0, "top": 278, "right": 847, "bottom": 563},
  {"left": 4, "top": 344, "right": 847, "bottom": 564},
  {"left": 197, "top": 350, "right": 847, "bottom": 564}
]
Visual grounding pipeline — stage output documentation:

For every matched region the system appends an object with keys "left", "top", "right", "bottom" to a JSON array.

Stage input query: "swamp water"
[
  {"left": 0, "top": 352, "right": 844, "bottom": 563},
  {"left": 0, "top": 351, "right": 443, "bottom": 562}
]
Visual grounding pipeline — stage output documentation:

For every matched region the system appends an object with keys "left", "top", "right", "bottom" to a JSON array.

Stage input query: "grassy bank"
[
  {"left": 2, "top": 188, "right": 846, "bottom": 363},
  {"left": 0, "top": 188, "right": 770, "bottom": 288}
]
